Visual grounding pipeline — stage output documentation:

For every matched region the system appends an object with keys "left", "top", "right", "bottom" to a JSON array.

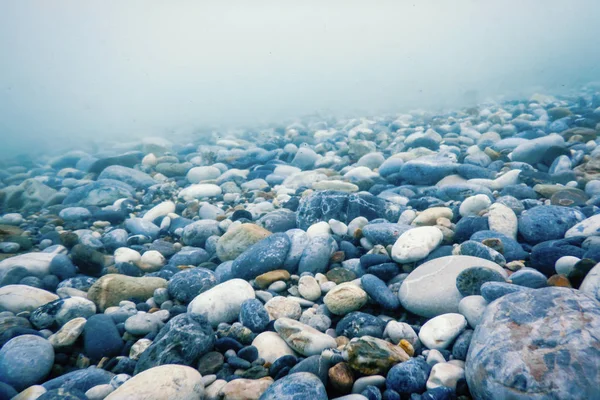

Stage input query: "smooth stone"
[
  {"left": 49, "top": 317, "right": 86, "bottom": 348},
  {"left": 187, "top": 166, "right": 222, "bottom": 183},
  {"left": 124, "top": 218, "right": 160, "bottom": 240},
  {"left": 12, "top": 385, "right": 47, "bottom": 400},
  {"left": 178, "top": 184, "right": 222, "bottom": 200},
  {"left": 459, "top": 194, "right": 491, "bottom": 217},
  {"left": 412, "top": 207, "right": 453, "bottom": 227},
  {"left": 487, "top": 203, "right": 518, "bottom": 240},
  {"left": 466, "top": 287, "right": 600, "bottom": 400},
  {"left": 509, "top": 268, "right": 548, "bottom": 288},
  {"left": 419, "top": 313, "right": 467, "bottom": 350},
  {"left": 399, "top": 256, "right": 507, "bottom": 318},
  {"left": 251, "top": 332, "right": 296, "bottom": 364},
  {"left": 134, "top": 313, "right": 214, "bottom": 373},
  {"left": 457, "top": 241, "right": 506, "bottom": 266},
  {"left": 62, "top": 180, "right": 135, "bottom": 206},
  {"left": 87, "top": 274, "right": 167, "bottom": 312},
  {"left": 580, "top": 262, "right": 600, "bottom": 301},
  {"left": 360, "top": 274, "right": 400, "bottom": 310},
  {"left": 329, "top": 362, "right": 355, "bottom": 393},
  {"left": 362, "top": 223, "right": 412, "bottom": 247},
  {"left": 323, "top": 283, "right": 368, "bottom": 315},
  {"left": 426, "top": 362, "right": 465, "bottom": 390},
  {"left": 383, "top": 321, "right": 418, "bottom": 346},
  {"left": 0, "top": 252, "right": 57, "bottom": 280},
  {"left": 259, "top": 372, "right": 327, "bottom": 400},
  {"left": 124, "top": 312, "right": 163, "bottom": 335},
  {"left": 230, "top": 233, "right": 291, "bottom": 280},
  {"left": 142, "top": 201, "right": 175, "bottom": 221},
  {"left": 167, "top": 267, "right": 217, "bottom": 304},
  {"left": 519, "top": 205, "right": 584, "bottom": 244},
  {"left": 264, "top": 297, "right": 302, "bottom": 320},
  {"left": 555, "top": 256, "right": 580, "bottom": 276},
  {"left": 297, "top": 234, "right": 338, "bottom": 275},
  {"left": 219, "top": 377, "right": 274, "bottom": 400},
  {"left": 182, "top": 220, "right": 220, "bottom": 247},
  {"left": 480, "top": 281, "right": 530, "bottom": 302},
  {"left": 455, "top": 266, "right": 506, "bottom": 296},
  {"left": 470, "top": 230, "right": 529, "bottom": 262},
  {"left": 42, "top": 367, "right": 115, "bottom": 393},
  {"left": 188, "top": 279, "right": 255, "bottom": 327},
  {"left": 98, "top": 166, "right": 155, "bottom": 189},
  {"left": 283, "top": 229, "right": 310, "bottom": 271},
  {"left": 106, "top": 365, "right": 204, "bottom": 400},
  {"left": 0, "top": 335, "right": 54, "bottom": 391},
  {"left": 385, "top": 357, "right": 431, "bottom": 395},
  {"left": 275, "top": 317, "right": 337, "bottom": 356},
  {"left": 255, "top": 270, "right": 291, "bottom": 290},
  {"left": 351, "top": 375, "right": 386, "bottom": 394},
  {"left": 239, "top": 298, "right": 270, "bottom": 333},
  {"left": 0, "top": 285, "right": 59, "bottom": 314},
  {"left": 565, "top": 213, "right": 600, "bottom": 238},
  {"left": 217, "top": 223, "right": 271, "bottom": 261},
  {"left": 458, "top": 295, "right": 488, "bottom": 328},
  {"left": 83, "top": 314, "right": 123, "bottom": 360},
  {"left": 391, "top": 226, "right": 443, "bottom": 263},
  {"left": 343, "top": 336, "right": 410, "bottom": 375},
  {"left": 336, "top": 311, "right": 386, "bottom": 339},
  {"left": 298, "top": 275, "right": 322, "bottom": 301}
]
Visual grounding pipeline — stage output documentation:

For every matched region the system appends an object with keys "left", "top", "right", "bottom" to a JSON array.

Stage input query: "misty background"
[{"left": 1, "top": 0, "right": 600, "bottom": 158}]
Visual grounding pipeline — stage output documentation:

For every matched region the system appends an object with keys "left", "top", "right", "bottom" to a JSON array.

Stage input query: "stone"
[
  {"left": 251, "top": 331, "right": 296, "bottom": 364},
  {"left": 217, "top": 223, "right": 271, "bottom": 261},
  {"left": 487, "top": 203, "right": 518, "bottom": 240},
  {"left": 324, "top": 283, "right": 368, "bottom": 315},
  {"left": 239, "top": 299, "right": 270, "bottom": 333},
  {"left": 459, "top": 194, "right": 491, "bottom": 217},
  {"left": 182, "top": 220, "right": 220, "bottom": 247},
  {"left": 362, "top": 223, "right": 411, "bottom": 247},
  {"left": 412, "top": 207, "right": 453, "bottom": 226},
  {"left": 138, "top": 250, "right": 165, "bottom": 272},
  {"left": 134, "top": 313, "right": 215, "bottom": 373},
  {"left": 399, "top": 255, "right": 507, "bottom": 318},
  {"left": 565, "top": 213, "right": 600, "bottom": 238},
  {"left": 49, "top": 317, "right": 86, "bottom": 348},
  {"left": 197, "top": 351, "right": 224, "bottom": 376},
  {"left": 455, "top": 266, "right": 506, "bottom": 296},
  {"left": 426, "top": 362, "right": 465, "bottom": 390},
  {"left": 264, "top": 297, "right": 302, "bottom": 320},
  {"left": 418, "top": 313, "right": 467, "bottom": 350},
  {"left": 298, "top": 275, "right": 322, "bottom": 301},
  {"left": 219, "top": 377, "right": 274, "bottom": 400},
  {"left": 87, "top": 274, "right": 167, "bottom": 312},
  {"left": 0, "top": 285, "right": 59, "bottom": 314},
  {"left": 519, "top": 205, "right": 584, "bottom": 244},
  {"left": 297, "top": 234, "right": 338, "bottom": 275},
  {"left": 83, "top": 314, "right": 123, "bottom": 360},
  {"left": 230, "top": 233, "right": 291, "bottom": 280},
  {"left": 106, "top": 365, "right": 204, "bottom": 400},
  {"left": 457, "top": 240, "right": 506, "bottom": 266},
  {"left": 275, "top": 317, "right": 337, "bottom": 356},
  {"left": 0, "top": 335, "right": 54, "bottom": 391},
  {"left": 98, "top": 166, "right": 155, "bottom": 189},
  {"left": 579, "top": 261, "right": 600, "bottom": 301},
  {"left": 62, "top": 180, "right": 135, "bottom": 206},
  {"left": 142, "top": 201, "right": 176, "bottom": 222},
  {"left": 124, "top": 312, "right": 164, "bottom": 335},
  {"left": 480, "top": 281, "right": 530, "bottom": 302},
  {"left": 178, "top": 183, "right": 222, "bottom": 201},
  {"left": 42, "top": 367, "right": 114, "bottom": 393},
  {"left": 458, "top": 295, "right": 488, "bottom": 328},
  {"left": 187, "top": 166, "right": 222, "bottom": 183},
  {"left": 336, "top": 312, "right": 386, "bottom": 339},
  {"left": 343, "top": 336, "right": 410, "bottom": 375},
  {"left": 383, "top": 321, "right": 418, "bottom": 346},
  {"left": 188, "top": 279, "right": 255, "bottom": 327},
  {"left": 329, "top": 362, "right": 355, "bottom": 394},
  {"left": 391, "top": 227, "right": 443, "bottom": 263},
  {"left": 385, "top": 357, "right": 431, "bottom": 395},
  {"left": 466, "top": 287, "right": 600, "bottom": 400},
  {"left": 255, "top": 270, "right": 291, "bottom": 289},
  {"left": 0, "top": 252, "right": 57, "bottom": 281},
  {"left": 259, "top": 372, "right": 327, "bottom": 400},
  {"left": 167, "top": 267, "right": 217, "bottom": 304},
  {"left": 360, "top": 274, "right": 400, "bottom": 310},
  {"left": 509, "top": 267, "right": 548, "bottom": 288}
]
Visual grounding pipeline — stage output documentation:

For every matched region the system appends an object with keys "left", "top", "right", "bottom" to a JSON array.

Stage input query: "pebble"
[
  {"left": 0, "top": 335, "right": 54, "bottom": 391},
  {"left": 323, "top": 283, "right": 368, "bottom": 315},
  {"left": 418, "top": 313, "right": 467, "bottom": 350},
  {"left": 251, "top": 331, "right": 296, "bottom": 364},
  {"left": 188, "top": 279, "right": 255, "bottom": 327},
  {"left": 0, "top": 284, "right": 59, "bottom": 314},
  {"left": 391, "top": 226, "right": 443, "bottom": 263}
]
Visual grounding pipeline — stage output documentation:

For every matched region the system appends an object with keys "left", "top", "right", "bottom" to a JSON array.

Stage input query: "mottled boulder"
[{"left": 466, "top": 287, "right": 600, "bottom": 400}]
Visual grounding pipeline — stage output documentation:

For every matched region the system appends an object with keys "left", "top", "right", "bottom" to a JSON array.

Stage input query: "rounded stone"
[
  {"left": 259, "top": 372, "right": 328, "bottom": 400},
  {"left": 323, "top": 283, "right": 368, "bottom": 315},
  {"left": 386, "top": 357, "right": 431, "bottom": 395},
  {"left": 391, "top": 226, "right": 443, "bottom": 263},
  {"left": 216, "top": 223, "right": 271, "bottom": 261},
  {"left": 418, "top": 313, "right": 467, "bottom": 350},
  {"left": 187, "top": 279, "right": 255, "bottom": 327},
  {"left": 239, "top": 298, "right": 270, "bottom": 333},
  {"left": 0, "top": 335, "right": 54, "bottom": 391},
  {"left": 455, "top": 266, "right": 506, "bottom": 296},
  {"left": 251, "top": 332, "right": 296, "bottom": 364}
]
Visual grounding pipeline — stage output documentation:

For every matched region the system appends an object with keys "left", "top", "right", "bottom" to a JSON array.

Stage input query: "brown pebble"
[
  {"left": 399, "top": 339, "right": 415, "bottom": 357},
  {"left": 255, "top": 269, "right": 291, "bottom": 289},
  {"left": 330, "top": 251, "right": 345, "bottom": 263},
  {"left": 548, "top": 274, "right": 572, "bottom": 288},
  {"left": 482, "top": 238, "right": 504, "bottom": 254},
  {"left": 148, "top": 307, "right": 161, "bottom": 313},
  {"left": 354, "top": 228, "right": 363, "bottom": 239},
  {"left": 328, "top": 362, "right": 354, "bottom": 394}
]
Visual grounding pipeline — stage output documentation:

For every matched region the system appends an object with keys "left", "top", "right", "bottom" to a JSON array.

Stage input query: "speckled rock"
[{"left": 87, "top": 274, "right": 167, "bottom": 312}]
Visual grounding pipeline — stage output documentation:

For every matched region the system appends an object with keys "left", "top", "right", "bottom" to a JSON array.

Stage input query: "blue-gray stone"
[
  {"left": 134, "top": 313, "right": 215, "bottom": 374},
  {"left": 260, "top": 372, "right": 328, "bottom": 400},
  {"left": 362, "top": 385, "right": 383, "bottom": 400},
  {"left": 466, "top": 287, "right": 600, "bottom": 400},
  {"left": 70, "top": 244, "right": 105, "bottom": 276},
  {"left": 346, "top": 193, "right": 402, "bottom": 224},
  {"left": 297, "top": 234, "right": 336, "bottom": 275},
  {"left": 379, "top": 158, "right": 404, "bottom": 178},
  {"left": 258, "top": 209, "right": 297, "bottom": 232},
  {"left": 458, "top": 240, "right": 506, "bottom": 266},
  {"left": 529, "top": 238, "right": 586, "bottom": 276},
  {"left": 83, "top": 314, "right": 124, "bottom": 360},
  {"left": 436, "top": 183, "right": 493, "bottom": 202},
  {"left": 480, "top": 282, "right": 530, "bottom": 303},
  {"left": 98, "top": 165, "right": 155, "bottom": 189},
  {"left": 214, "top": 260, "right": 234, "bottom": 283},
  {"left": 0, "top": 335, "right": 54, "bottom": 391},
  {"left": 0, "top": 382, "right": 17, "bottom": 399},
  {"left": 167, "top": 267, "right": 217, "bottom": 303},
  {"left": 125, "top": 218, "right": 160, "bottom": 241},
  {"left": 362, "top": 223, "right": 412, "bottom": 246},
  {"left": 37, "top": 388, "right": 88, "bottom": 400},
  {"left": 62, "top": 179, "right": 135, "bottom": 206},
  {"left": 43, "top": 367, "right": 114, "bottom": 392},
  {"left": 230, "top": 233, "right": 291, "bottom": 280},
  {"left": 399, "top": 157, "right": 457, "bottom": 185},
  {"left": 457, "top": 164, "right": 495, "bottom": 179},
  {"left": 361, "top": 274, "right": 400, "bottom": 310},
  {"left": 238, "top": 345, "right": 259, "bottom": 362},
  {"left": 360, "top": 254, "right": 392, "bottom": 268},
  {"left": 386, "top": 357, "right": 431, "bottom": 394},
  {"left": 470, "top": 230, "right": 529, "bottom": 262},
  {"left": 509, "top": 268, "right": 548, "bottom": 288},
  {"left": 336, "top": 311, "right": 386, "bottom": 338},
  {"left": 49, "top": 254, "right": 77, "bottom": 280},
  {"left": 456, "top": 267, "right": 506, "bottom": 296},
  {"left": 169, "top": 247, "right": 210, "bottom": 267},
  {"left": 101, "top": 228, "right": 129, "bottom": 252},
  {"left": 518, "top": 205, "right": 585, "bottom": 244},
  {"left": 57, "top": 276, "right": 97, "bottom": 291},
  {"left": 288, "top": 355, "right": 330, "bottom": 386},
  {"left": 451, "top": 329, "right": 473, "bottom": 361},
  {"left": 87, "top": 152, "right": 143, "bottom": 174},
  {"left": 239, "top": 299, "right": 270, "bottom": 333},
  {"left": 59, "top": 207, "right": 92, "bottom": 222},
  {"left": 454, "top": 216, "right": 489, "bottom": 243}
]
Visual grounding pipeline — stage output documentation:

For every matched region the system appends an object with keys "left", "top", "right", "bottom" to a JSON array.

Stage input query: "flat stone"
[
  {"left": 87, "top": 275, "right": 167, "bottom": 312},
  {"left": 274, "top": 317, "right": 337, "bottom": 356},
  {"left": 0, "top": 285, "right": 59, "bottom": 314}
]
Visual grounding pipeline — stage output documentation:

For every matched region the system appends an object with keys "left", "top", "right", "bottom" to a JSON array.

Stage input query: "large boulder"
[{"left": 466, "top": 287, "right": 600, "bottom": 399}]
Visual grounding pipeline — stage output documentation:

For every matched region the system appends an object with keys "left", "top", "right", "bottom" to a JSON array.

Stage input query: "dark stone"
[
  {"left": 230, "top": 233, "right": 291, "bottom": 280},
  {"left": 239, "top": 299, "right": 270, "bottom": 333},
  {"left": 530, "top": 239, "right": 586, "bottom": 276},
  {"left": 42, "top": 367, "right": 114, "bottom": 393},
  {"left": 297, "top": 234, "right": 336, "bottom": 275},
  {"left": 167, "top": 267, "right": 217, "bottom": 303},
  {"left": 83, "top": 314, "right": 123, "bottom": 361},
  {"left": 134, "top": 313, "right": 215, "bottom": 374},
  {"left": 509, "top": 268, "right": 548, "bottom": 288},
  {"left": 336, "top": 312, "right": 387, "bottom": 339},
  {"left": 37, "top": 388, "right": 88, "bottom": 400},
  {"left": 470, "top": 230, "right": 529, "bottom": 262},
  {"left": 480, "top": 282, "right": 530, "bottom": 303},
  {"left": 455, "top": 266, "right": 506, "bottom": 296},
  {"left": 361, "top": 274, "right": 400, "bottom": 310},
  {"left": 49, "top": 254, "right": 77, "bottom": 280},
  {"left": 451, "top": 329, "right": 473, "bottom": 361},
  {"left": 238, "top": 346, "right": 258, "bottom": 363},
  {"left": 386, "top": 357, "right": 431, "bottom": 394},
  {"left": 197, "top": 351, "right": 224, "bottom": 376},
  {"left": 70, "top": 244, "right": 105, "bottom": 277},
  {"left": 458, "top": 240, "right": 506, "bottom": 265},
  {"left": 269, "top": 355, "right": 298, "bottom": 378},
  {"left": 454, "top": 216, "right": 489, "bottom": 243}
]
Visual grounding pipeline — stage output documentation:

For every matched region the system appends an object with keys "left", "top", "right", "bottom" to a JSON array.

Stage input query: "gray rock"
[{"left": 0, "top": 335, "right": 54, "bottom": 391}]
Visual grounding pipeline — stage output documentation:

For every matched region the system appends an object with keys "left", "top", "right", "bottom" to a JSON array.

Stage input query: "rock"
[
  {"left": 259, "top": 372, "right": 327, "bottom": 400},
  {"left": 230, "top": 233, "right": 291, "bottom": 280},
  {"left": 142, "top": 201, "right": 176, "bottom": 222},
  {"left": 418, "top": 313, "right": 467, "bottom": 350},
  {"left": 391, "top": 227, "right": 443, "bottom": 263},
  {"left": 519, "top": 205, "right": 584, "bottom": 244},
  {"left": 459, "top": 194, "right": 491, "bottom": 217},
  {"left": 197, "top": 351, "right": 224, "bottom": 376},
  {"left": 565, "top": 213, "right": 600, "bottom": 238},
  {"left": 0, "top": 252, "right": 57, "bottom": 280},
  {"left": 385, "top": 357, "right": 431, "bottom": 395},
  {"left": 458, "top": 295, "right": 488, "bottom": 328},
  {"left": 219, "top": 377, "right": 273, "bottom": 400},
  {"left": 329, "top": 362, "right": 355, "bottom": 393},
  {"left": 70, "top": 244, "right": 106, "bottom": 276},
  {"left": 167, "top": 267, "right": 217, "bottom": 304},
  {"left": 283, "top": 229, "right": 310, "bottom": 270},
  {"left": 188, "top": 279, "right": 255, "bottom": 327},
  {"left": 487, "top": 203, "right": 518, "bottom": 239},
  {"left": 455, "top": 266, "right": 506, "bottom": 296},
  {"left": 255, "top": 270, "right": 291, "bottom": 289},
  {"left": 251, "top": 331, "right": 296, "bottom": 364},
  {"left": 83, "top": 314, "right": 124, "bottom": 360},
  {"left": 466, "top": 287, "right": 600, "bottom": 400},
  {"left": 178, "top": 184, "right": 222, "bottom": 201},
  {"left": 298, "top": 275, "right": 322, "bottom": 301},
  {"left": 457, "top": 240, "right": 506, "bottom": 266},
  {"left": 383, "top": 321, "right": 418, "bottom": 346},
  {"left": 361, "top": 223, "right": 411, "bottom": 247},
  {"left": 297, "top": 234, "right": 337, "bottom": 275},
  {"left": 509, "top": 267, "right": 548, "bottom": 288},
  {"left": 31, "top": 296, "right": 96, "bottom": 329},
  {"left": 360, "top": 274, "right": 400, "bottom": 310},
  {"left": 275, "top": 317, "right": 337, "bottom": 356},
  {"left": 412, "top": 207, "right": 453, "bottom": 227},
  {"left": 399, "top": 255, "right": 507, "bottom": 318},
  {"left": 343, "top": 336, "right": 410, "bottom": 375},
  {"left": 63, "top": 180, "right": 135, "bottom": 206},
  {"left": 98, "top": 166, "right": 155, "bottom": 189},
  {"left": 138, "top": 250, "right": 165, "bottom": 272},
  {"left": 336, "top": 312, "right": 386, "bottom": 339},
  {"left": 106, "top": 365, "right": 204, "bottom": 400},
  {"left": 49, "top": 317, "right": 86, "bottom": 348},
  {"left": 87, "top": 274, "right": 167, "bottom": 312},
  {"left": 217, "top": 223, "right": 271, "bottom": 261},
  {"left": 187, "top": 166, "right": 222, "bottom": 183},
  {"left": 264, "top": 297, "right": 302, "bottom": 320},
  {"left": 134, "top": 313, "right": 214, "bottom": 373},
  {"left": 0, "top": 335, "right": 54, "bottom": 391},
  {"left": 579, "top": 262, "right": 600, "bottom": 301},
  {"left": 426, "top": 362, "right": 465, "bottom": 390},
  {"left": 42, "top": 367, "right": 114, "bottom": 393},
  {"left": 323, "top": 283, "right": 368, "bottom": 315},
  {"left": 182, "top": 220, "right": 220, "bottom": 247},
  {"left": 0, "top": 285, "right": 59, "bottom": 314},
  {"left": 124, "top": 312, "right": 163, "bottom": 335},
  {"left": 480, "top": 281, "right": 530, "bottom": 302}
]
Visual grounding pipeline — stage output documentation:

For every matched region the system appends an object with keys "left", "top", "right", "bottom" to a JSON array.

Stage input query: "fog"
[{"left": 1, "top": 0, "right": 600, "bottom": 157}]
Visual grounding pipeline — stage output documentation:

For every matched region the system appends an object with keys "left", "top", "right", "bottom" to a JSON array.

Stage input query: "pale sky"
[{"left": 1, "top": 0, "right": 600, "bottom": 156}]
